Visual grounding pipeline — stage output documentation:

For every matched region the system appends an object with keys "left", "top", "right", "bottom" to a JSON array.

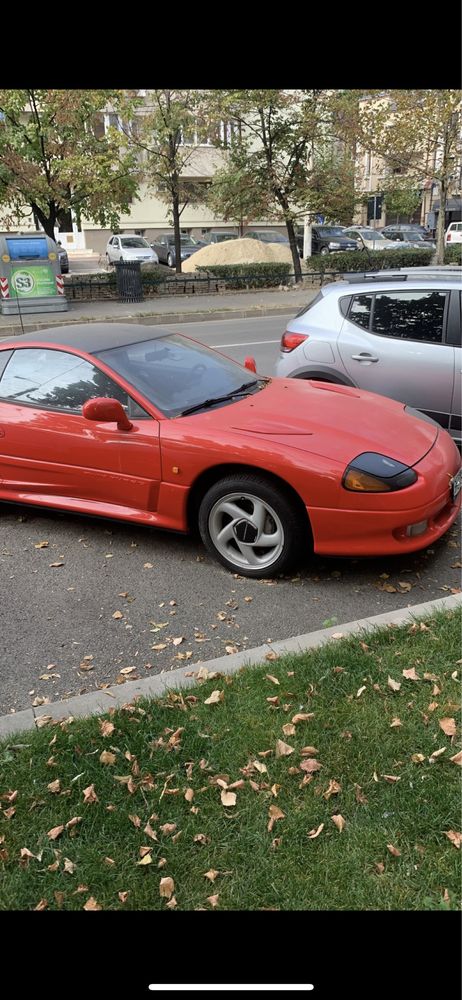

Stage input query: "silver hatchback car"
[{"left": 275, "top": 268, "right": 462, "bottom": 444}]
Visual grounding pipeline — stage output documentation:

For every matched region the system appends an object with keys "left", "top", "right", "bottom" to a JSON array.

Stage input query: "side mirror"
[
  {"left": 244, "top": 356, "right": 257, "bottom": 373},
  {"left": 83, "top": 397, "right": 133, "bottom": 431}
]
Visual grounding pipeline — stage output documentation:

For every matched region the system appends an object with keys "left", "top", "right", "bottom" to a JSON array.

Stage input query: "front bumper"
[{"left": 308, "top": 432, "right": 461, "bottom": 557}]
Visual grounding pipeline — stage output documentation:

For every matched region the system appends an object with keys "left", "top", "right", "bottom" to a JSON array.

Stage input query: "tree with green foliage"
[
  {"left": 205, "top": 90, "right": 361, "bottom": 280},
  {"left": 129, "top": 91, "right": 212, "bottom": 273},
  {"left": 358, "top": 90, "right": 462, "bottom": 262},
  {"left": 0, "top": 89, "right": 140, "bottom": 241}
]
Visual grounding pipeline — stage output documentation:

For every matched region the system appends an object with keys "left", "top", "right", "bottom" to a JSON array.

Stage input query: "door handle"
[{"left": 351, "top": 353, "right": 379, "bottom": 363}]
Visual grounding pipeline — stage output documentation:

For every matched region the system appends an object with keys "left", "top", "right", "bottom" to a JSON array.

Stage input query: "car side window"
[
  {"left": 113, "top": 238, "right": 119, "bottom": 248},
  {"left": 348, "top": 294, "right": 373, "bottom": 330},
  {"left": 372, "top": 291, "right": 447, "bottom": 343},
  {"left": 0, "top": 348, "right": 131, "bottom": 411}
]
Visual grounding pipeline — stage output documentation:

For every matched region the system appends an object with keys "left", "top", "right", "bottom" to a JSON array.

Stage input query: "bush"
[
  {"left": 302, "top": 248, "right": 435, "bottom": 273},
  {"left": 445, "top": 244, "right": 462, "bottom": 265},
  {"left": 196, "top": 262, "right": 292, "bottom": 288}
]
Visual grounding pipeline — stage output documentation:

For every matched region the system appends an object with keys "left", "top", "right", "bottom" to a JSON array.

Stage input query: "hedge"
[
  {"left": 302, "top": 246, "right": 462, "bottom": 273},
  {"left": 196, "top": 262, "right": 292, "bottom": 288}
]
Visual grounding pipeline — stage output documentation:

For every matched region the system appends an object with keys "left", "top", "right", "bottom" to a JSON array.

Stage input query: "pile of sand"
[{"left": 182, "top": 238, "right": 292, "bottom": 272}]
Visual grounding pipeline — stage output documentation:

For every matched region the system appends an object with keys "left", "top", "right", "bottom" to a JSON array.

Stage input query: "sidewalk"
[{"left": 0, "top": 286, "right": 316, "bottom": 336}]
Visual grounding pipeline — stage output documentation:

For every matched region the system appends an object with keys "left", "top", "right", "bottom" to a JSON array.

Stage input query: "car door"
[
  {"left": 0, "top": 346, "right": 162, "bottom": 515},
  {"left": 447, "top": 291, "right": 462, "bottom": 442},
  {"left": 337, "top": 287, "right": 455, "bottom": 429},
  {"left": 110, "top": 237, "right": 121, "bottom": 262}
]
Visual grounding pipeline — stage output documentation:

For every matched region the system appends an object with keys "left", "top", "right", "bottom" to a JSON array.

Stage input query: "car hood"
[
  {"left": 123, "top": 248, "right": 154, "bottom": 257},
  {"left": 193, "top": 378, "right": 438, "bottom": 467},
  {"left": 327, "top": 236, "right": 357, "bottom": 246},
  {"left": 364, "top": 239, "right": 398, "bottom": 249}
]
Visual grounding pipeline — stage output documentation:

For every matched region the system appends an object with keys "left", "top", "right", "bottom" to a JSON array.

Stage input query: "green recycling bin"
[{"left": 0, "top": 233, "right": 68, "bottom": 315}]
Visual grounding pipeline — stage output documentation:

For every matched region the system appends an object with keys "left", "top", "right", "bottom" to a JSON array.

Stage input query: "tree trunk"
[
  {"left": 435, "top": 180, "right": 447, "bottom": 264},
  {"left": 286, "top": 217, "right": 302, "bottom": 282},
  {"left": 172, "top": 188, "right": 182, "bottom": 274},
  {"left": 31, "top": 201, "right": 57, "bottom": 241}
]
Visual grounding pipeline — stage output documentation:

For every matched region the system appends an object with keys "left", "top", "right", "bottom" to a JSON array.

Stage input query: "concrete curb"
[
  {"left": 0, "top": 302, "right": 301, "bottom": 336},
  {"left": 1, "top": 593, "right": 460, "bottom": 738}
]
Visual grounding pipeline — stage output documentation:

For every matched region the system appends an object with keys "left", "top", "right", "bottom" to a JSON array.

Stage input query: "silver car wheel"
[{"left": 208, "top": 491, "right": 285, "bottom": 570}]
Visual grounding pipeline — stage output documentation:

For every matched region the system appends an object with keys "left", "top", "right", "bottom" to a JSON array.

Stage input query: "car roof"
[
  {"left": 321, "top": 269, "right": 460, "bottom": 296},
  {"left": 0, "top": 323, "right": 173, "bottom": 354}
]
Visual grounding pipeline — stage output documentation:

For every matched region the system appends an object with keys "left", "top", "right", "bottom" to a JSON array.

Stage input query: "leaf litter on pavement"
[{"left": 0, "top": 607, "right": 459, "bottom": 911}]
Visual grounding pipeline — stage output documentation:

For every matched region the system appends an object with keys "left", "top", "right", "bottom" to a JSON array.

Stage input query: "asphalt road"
[{"left": 0, "top": 314, "right": 460, "bottom": 715}]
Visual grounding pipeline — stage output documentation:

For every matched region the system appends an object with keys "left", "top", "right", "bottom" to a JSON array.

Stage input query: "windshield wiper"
[{"left": 180, "top": 380, "right": 261, "bottom": 417}]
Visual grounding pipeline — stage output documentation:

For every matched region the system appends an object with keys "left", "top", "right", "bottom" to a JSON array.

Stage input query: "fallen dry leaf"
[
  {"left": 356, "top": 686, "right": 366, "bottom": 698},
  {"left": 204, "top": 690, "right": 223, "bottom": 705},
  {"left": 221, "top": 790, "right": 237, "bottom": 808},
  {"left": 204, "top": 869, "right": 219, "bottom": 882},
  {"left": 160, "top": 823, "right": 177, "bottom": 837},
  {"left": 99, "top": 720, "right": 114, "bottom": 737},
  {"left": 118, "top": 891, "right": 129, "bottom": 903},
  {"left": 47, "top": 779, "right": 61, "bottom": 794},
  {"left": 411, "top": 753, "right": 426, "bottom": 764},
  {"left": 34, "top": 899, "right": 48, "bottom": 910},
  {"left": 387, "top": 676, "right": 401, "bottom": 692},
  {"left": 292, "top": 713, "right": 314, "bottom": 724},
  {"left": 300, "top": 758, "right": 322, "bottom": 774},
  {"left": 267, "top": 804, "right": 285, "bottom": 832},
  {"left": 137, "top": 854, "right": 152, "bottom": 866},
  {"left": 266, "top": 674, "right": 280, "bottom": 685},
  {"left": 439, "top": 717, "right": 457, "bottom": 736},
  {"left": 449, "top": 750, "right": 462, "bottom": 766},
  {"left": 374, "top": 862, "right": 385, "bottom": 875},
  {"left": 381, "top": 774, "right": 401, "bottom": 783},
  {"left": 83, "top": 784, "right": 98, "bottom": 805},
  {"left": 402, "top": 667, "right": 419, "bottom": 680},
  {"left": 47, "top": 825, "right": 64, "bottom": 841},
  {"left": 331, "top": 813, "right": 346, "bottom": 832},
  {"left": 63, "top": 858, "right": 76, "bottom": 874},
  {"left": 390, "top": 718, "right": 402, "bottom": 728},
  {"left": 387, "top": 843, "right": 401, "bottom": 857},
  {"left": 444, "top": 830, "right": 462, "bottom": 848},
  {"left": 323, "top": 779, "right": 341, "bottom": 800},
  {"left": 275, "top": 739, "right": 295, "bottom": 757},
  {"left": 144, "top": 823, "right": 158, "bottom": 842},
  {"left": 429, "top": 747, "right": 447, "bottom": 761},
  {"left": 282, "top": 723, "right": 296, "bottom": 737},
  {"left": 307, "top": 823, "right": 324, "bottom": 840},
  {"left": 184, "top": 787, "right": 194, "bottom": 802},
  {"left": 100, "top": 751, "right": 116, "bottom": 766},
  {"left": 112, "top": 611, "right": 123, "bottom": 620},
  {"left": 159, "top": 876, "right": 175, "bottom": 899},
  {"left": 354, "top": 784, "right": 368, "bottom": 805},
  {"left": 193, "top": 833, "right": 210, "bottom": 845},
  {"left": 83, "top": 897, "right": 102, "bottom": 910},
  {"left": 206, "top": 893, "right": 219, "bottom": 907}
]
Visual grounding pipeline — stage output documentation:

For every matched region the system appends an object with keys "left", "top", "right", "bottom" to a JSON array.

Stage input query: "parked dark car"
[
  {"left": 150, "top": 234, "right": 203, "bottom": 268},
  {"left": 381, "top": 228, "right": 435, "bottom": 250},
  {"left": 381, "top": 224, "right": 434, "bottom": 242},
  {"left": 204, "top": 231, "right": 240, "bottom": 244},
  {"left": 304, "top": 226, "right": 359, "bottom": 256},
  {"left": 245, "top": 230, "right": 289, "bottom": 245},
  {"left": 55, "top": 241, "right": 69, "bottom": 273}
]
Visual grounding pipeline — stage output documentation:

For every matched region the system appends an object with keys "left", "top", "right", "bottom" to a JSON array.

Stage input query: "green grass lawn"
[{"left": 1, "top": 608, "right": 460, "bottom": 911}]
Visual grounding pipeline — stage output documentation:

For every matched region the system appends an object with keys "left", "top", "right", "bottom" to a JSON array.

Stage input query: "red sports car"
[{"left": 0, "top": 323, "right": 460, "bottom": 578}]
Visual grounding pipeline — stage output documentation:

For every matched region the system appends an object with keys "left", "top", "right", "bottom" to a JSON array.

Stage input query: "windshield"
[
  {"left": 317, "top": 227, "right": 347, "bottom": 237},
  {"left": 358, "top": 230, "right": 386, "bottom": 240},
  {"left": 95, "top": 334, "right": 260, "bottom": 418},
  {"left": 120, "top": 238, "right": 151, "bottom": 249},
  {"left": 259, "top": 232, "right": 288, "bottom": 242}
]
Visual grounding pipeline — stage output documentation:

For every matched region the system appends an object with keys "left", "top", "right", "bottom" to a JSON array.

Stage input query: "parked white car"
[
  {"left": 106, "top": 235, "right": 159, "bottom": 265},
  {"left": 343, "top": 227, "right": 401, "bottom": 251},
  {"left": 445, "top": 222, "right": 462, "bottom": 245}
]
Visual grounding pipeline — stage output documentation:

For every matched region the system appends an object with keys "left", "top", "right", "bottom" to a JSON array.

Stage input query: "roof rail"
[{"left": 339, "top": 267, "right": 461, "bottom": 284}]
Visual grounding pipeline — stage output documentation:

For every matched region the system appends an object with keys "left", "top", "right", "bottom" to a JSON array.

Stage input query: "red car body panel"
[{"left": 0, "top": 335, "right": 459, "bottom": 559}]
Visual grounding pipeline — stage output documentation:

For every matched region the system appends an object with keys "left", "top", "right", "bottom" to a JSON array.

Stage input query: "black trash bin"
[{"left": 114, "top": 261, "right": 144, "bottom": 303}]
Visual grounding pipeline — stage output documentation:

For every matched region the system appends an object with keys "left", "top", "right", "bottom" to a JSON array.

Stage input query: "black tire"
[
  {"left": 167, "top": 252, "right": 174, "bottom": 268},
  {"left": 320, "top": 246, "right": 330, "bottom": 256},
  {"left": 198, "top": 473, "right": 306, "bottom": 578}
]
